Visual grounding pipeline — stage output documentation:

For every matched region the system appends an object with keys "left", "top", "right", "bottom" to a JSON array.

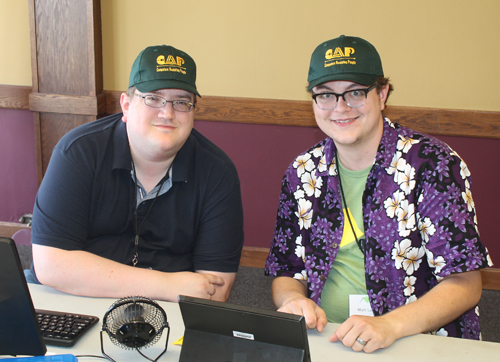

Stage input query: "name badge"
[{"left": 349, "top": 294, "right": 374, "bottom": 317}]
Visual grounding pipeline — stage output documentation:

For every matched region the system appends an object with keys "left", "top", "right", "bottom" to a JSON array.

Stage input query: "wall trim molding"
[
  {"left": 29, "top": 92, "right": 107, "bottom": 116},
  {"left": 0, "top": 85, "right": 31, "bottom": 110},
  {"left": 0, "top": 222, "right": 30, "bottom": 238},
  {"left": 2, "top": 85, "right": 500, "bottom": 139}
]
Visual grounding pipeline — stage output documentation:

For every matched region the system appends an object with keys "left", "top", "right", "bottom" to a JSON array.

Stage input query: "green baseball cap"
[
  {"left": 307, "top": 35, "right": 384, "bottom": 90},
  {"left": 128, "top": 45, "right": 201, "bottom": 97}
]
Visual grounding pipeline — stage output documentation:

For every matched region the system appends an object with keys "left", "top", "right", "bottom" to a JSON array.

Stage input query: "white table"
[{"left": 29, "top": 284, "right": 500, "bottom": 362}]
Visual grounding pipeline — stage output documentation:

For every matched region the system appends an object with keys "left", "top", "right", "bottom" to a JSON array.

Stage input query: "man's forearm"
[
  {"left": 33, "top": 245, "right": 178, "bottom": 300},
  {"left": 33, "top": 245, "right": 228, "bottom": 302},
  {"left": 380, "top": 270, "right": 482, "bottom": 338},
  {"left": 272, "top": 276, "right": 308, "bottom": 308}
]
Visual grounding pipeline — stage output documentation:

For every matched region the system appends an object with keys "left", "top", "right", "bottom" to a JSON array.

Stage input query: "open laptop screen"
[
  {"left": 178, "top": 295, "right": 311, "bottom": 362},
  {"left": 0, "top": 237, "right": 46, "bottom": 356}
]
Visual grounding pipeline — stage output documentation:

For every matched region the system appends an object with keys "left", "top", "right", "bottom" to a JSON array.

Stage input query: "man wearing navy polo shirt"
[{"left": 31, "top": 45, "right": 244, "bottom": 302}]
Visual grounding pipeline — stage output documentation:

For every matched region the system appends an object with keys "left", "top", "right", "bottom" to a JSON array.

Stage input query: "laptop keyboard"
[{"left": 36, "top": 309, "right": 99, "bottom": 347}]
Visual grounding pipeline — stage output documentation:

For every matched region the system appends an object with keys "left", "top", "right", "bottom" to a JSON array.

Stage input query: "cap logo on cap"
[
  {"left": 129, "top": 45, "right": 200, "bottom": 96},
  {"left": 157, "top": 55, "right": 186, "bottom": 75},
  {"left": 325, "top": 47, "right": 356, "bottom": 68},
  {"left": 307, "top": 36, "right": 383, "bottom": 89}
]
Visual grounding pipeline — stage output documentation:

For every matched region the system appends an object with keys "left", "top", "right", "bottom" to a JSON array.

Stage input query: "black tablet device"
[
  {"left": 178, "top": 295, "right": 311, "bottom": 362},
  {"left": 0, "top": 237, "right": 46, "bottom": 356}
]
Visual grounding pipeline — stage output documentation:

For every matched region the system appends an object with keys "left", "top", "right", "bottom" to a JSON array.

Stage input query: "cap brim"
[
  {"left": 308, "top": 73, "right": 379, "bottom": 91},
  {"left": 135, "top": 79, "right": 201, "bottom": 97}
]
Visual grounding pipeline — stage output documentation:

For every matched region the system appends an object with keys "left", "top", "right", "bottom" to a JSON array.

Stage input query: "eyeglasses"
[
  {"left": 135, "top": 93, "right": 195, "bottom": 112},
  {"left": 312, "top": 84, "right": 377, "bottom": 110}
]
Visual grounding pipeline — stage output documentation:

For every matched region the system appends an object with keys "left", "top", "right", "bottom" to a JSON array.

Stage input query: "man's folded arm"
[{"left": 33, "top": 244, "right": 227, "bottom": 302}]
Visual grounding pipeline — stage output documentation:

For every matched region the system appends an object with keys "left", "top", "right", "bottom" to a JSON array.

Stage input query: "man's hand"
[
  {"left": 278, "top": 295, "right": 328, "bottom": 332},
  {"left": 195, "top": 270, "right": 236, "bottom": 302},
  {"left": 169, "top": 272, "right": 225, "bottom": 300},
  {"left": 329, "top": 314, "right": 397, "bottom": 353},
  {"left": 272, "top": 276, "right": 327, "bottom": 332},
  {"left": 329, "top": 270, "right": 482, "bottom": 353}
]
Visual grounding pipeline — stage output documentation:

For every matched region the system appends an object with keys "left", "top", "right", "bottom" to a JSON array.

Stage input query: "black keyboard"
[{"left": 36, "top": 309, "right": 99, "bottom": 347}]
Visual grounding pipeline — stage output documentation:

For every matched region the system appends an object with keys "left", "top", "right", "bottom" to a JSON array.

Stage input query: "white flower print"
[
  {"left": 405, "top": 295, "right": 417, "bottom": 305},
  {"left": 392, "top": 239, "right": 412, "bottom": 270},
  {"left": 318, "top": 155, "right": 327, "bottom": 173},
  {"left": 329, "top": 155, "right": 339, "bottom": 176},
  {"left": 293, "top": 153, "right": 314, "bottom": 178},
  {"left": 301, "top": 172, "right": 323, "bottom": 197},
  {"left": 430, "top": 255, "right": 446, "bottom": 274},
  {"left": 294, "top": 235, "right": 305, "bottom": 261},
  {"left": 397, "top": 136, "right": 420, "bottom": 153},
  {"left": 434, "top": 328, "right": 448, "bottom": 337},
  {"left": 294, "top": 270, "right": 308, "bottom": 280},
  {"left": 387, "top": 151, "right": 405, "bottom": 176},
  {"left": 392, "top": 238, "right": 425, "bottom": 274},
  {"left": 487, "top": 253, "right": 494, "bottom": 267},
  {"left": 312, "top": 146, "right": 324, "bottom": 158},
  {"left": 418, "top": 191, "right": 424, "bottom": 204},
  {"left": 329, "top": 162, "right": 337, "bottom": 176},
  {"left": 397, "top": 163, "right": 416, "bottom": 195},
  {"left": 424, "top": 248, "right": 446, "bottom": 274},
  {"left": 402, "top": 246, "right": 425, "bottom": 274},
  {"left": 418, "top": 215, "right": 436, "bottom": 243},
  {"left": 384, "top": 190, "right": 405, "bottom": 218},
  {"left": 403, "top": 276, "right": 416, "bottom": 296},
  {"left": 296, "top": 198, "right": 313, "bottom": 230},
  {"left": 396, "top": 199, "right": 416, "bottom": 237},
  {"left": 462, "top": 186, "right": 474, "bottom": 212},
  {"left": 294, "top": 186, "right": 305, "bottom": 200},
  {"left": 459, "top": 159, "right": 471, "bottom": 179}
]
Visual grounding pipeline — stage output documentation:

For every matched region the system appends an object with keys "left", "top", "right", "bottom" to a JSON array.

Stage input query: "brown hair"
[{"left": 375, "top": 76, "right": 394, "bottom": 105}]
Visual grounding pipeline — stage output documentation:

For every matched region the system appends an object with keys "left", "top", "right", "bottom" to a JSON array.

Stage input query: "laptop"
[
  {"left": 0, "top": 237, "right": 47, "bottom": 356},
  {"left": 178, "top": 295, "right": 311, "bottom": 362}
]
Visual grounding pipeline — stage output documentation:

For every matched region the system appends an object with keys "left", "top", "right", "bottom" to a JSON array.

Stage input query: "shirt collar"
[{"left": 112, "top": 114, "right": 133, "bottom": 171}]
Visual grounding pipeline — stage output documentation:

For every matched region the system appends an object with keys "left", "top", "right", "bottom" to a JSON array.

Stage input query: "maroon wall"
[
  {"left": 0, "top": 108, "right": 37, "bottom": 222},
  {"left": 194, "top": 120, "right": 500, "bottom": 266}
]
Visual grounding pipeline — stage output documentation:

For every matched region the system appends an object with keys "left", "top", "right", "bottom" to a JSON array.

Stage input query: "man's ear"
[
  {"left": 120, "top": 92, "right": 130, "bottom": 123},
  {"left": 378, "top": 84, "right": 390, "bottom": 111}
]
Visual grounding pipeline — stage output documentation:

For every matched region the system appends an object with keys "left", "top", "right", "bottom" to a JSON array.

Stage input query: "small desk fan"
[{"left": 100, "top": 296, "right": 170, "bottom": 362}]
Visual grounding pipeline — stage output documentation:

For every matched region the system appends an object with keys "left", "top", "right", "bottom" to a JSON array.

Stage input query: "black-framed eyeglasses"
[
  {"left": 312, "top": 84, "right": 377, "bottom": 110},
  {"left": 135, "top": 93, "right": 195, "bottom": 112}
]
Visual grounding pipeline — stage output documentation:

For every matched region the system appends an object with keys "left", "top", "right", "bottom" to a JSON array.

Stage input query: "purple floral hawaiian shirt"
[{"left": 265, "top": 117, "right": 492, "bottom": 339}]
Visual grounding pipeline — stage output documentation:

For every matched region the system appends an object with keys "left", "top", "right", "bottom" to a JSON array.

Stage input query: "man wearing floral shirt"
[{"left": 265, "top": 35, "right": 492, "bottom": 353}]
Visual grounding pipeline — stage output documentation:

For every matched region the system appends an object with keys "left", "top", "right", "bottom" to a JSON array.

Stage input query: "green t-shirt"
[{"left": 321, "top": 161, "right": 371, "bottom": 323}]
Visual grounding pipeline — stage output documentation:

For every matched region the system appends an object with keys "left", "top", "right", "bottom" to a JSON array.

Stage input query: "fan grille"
[{"left": 102, "top": 296, "right": 168, "bottom": 349}]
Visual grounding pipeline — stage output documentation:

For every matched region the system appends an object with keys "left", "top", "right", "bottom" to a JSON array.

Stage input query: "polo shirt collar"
[
  {"left": 111, "top": 114, "right": 133, "bottom": 171},
  {"left": 171, "top": 130, "right": 194, "bottom": 182}
]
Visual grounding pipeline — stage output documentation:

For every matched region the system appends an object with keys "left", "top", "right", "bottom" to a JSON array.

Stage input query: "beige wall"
[
  {"left": 0, "top": 1, "right": 31, "bottom": 86},
  {"left": 2, "top": 0, "right": 500, "bottom": 111}
]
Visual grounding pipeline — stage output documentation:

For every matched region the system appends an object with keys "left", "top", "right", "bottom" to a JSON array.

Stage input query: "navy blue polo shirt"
[{"left": 31, "top": 113, "right": 244, "bottom": 273}]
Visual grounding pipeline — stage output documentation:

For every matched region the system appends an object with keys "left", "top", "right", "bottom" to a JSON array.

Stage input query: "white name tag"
[{"left": 349, "top": 294, "right": 374, "bottom": 317}]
